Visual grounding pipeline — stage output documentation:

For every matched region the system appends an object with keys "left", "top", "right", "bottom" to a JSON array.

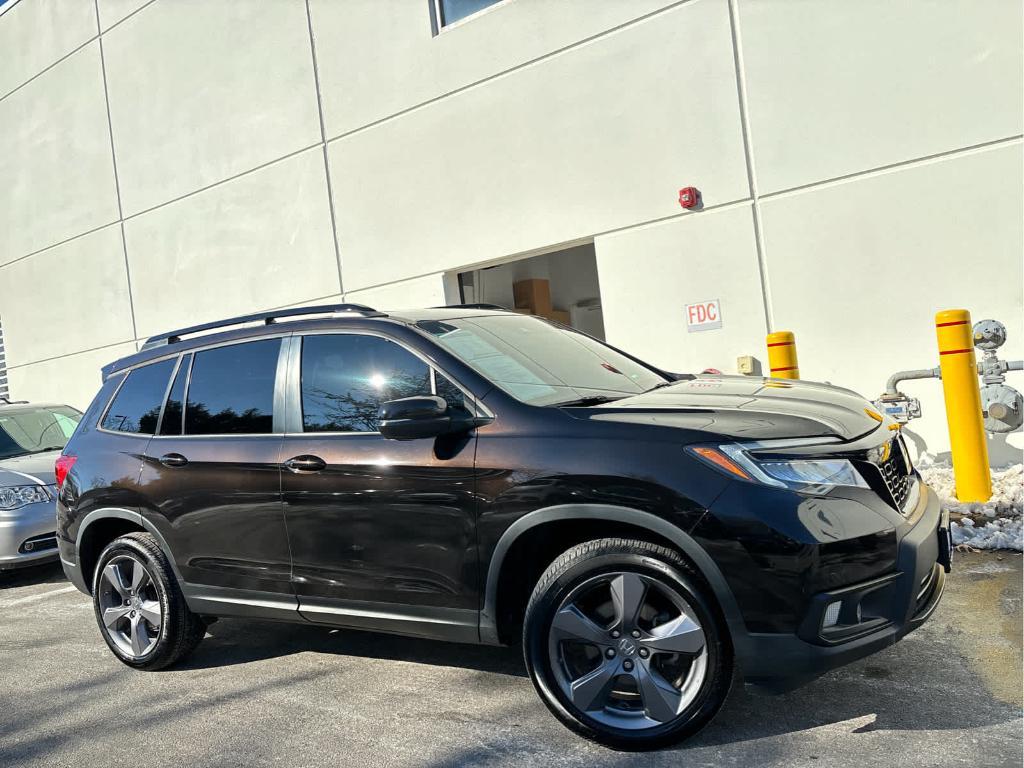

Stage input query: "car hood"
[
  {"left": 0, "top": 450, "right": 59, "bottom": 486},
  {"left": 569, "top": 375, "right": 888, "bottom": 442}
]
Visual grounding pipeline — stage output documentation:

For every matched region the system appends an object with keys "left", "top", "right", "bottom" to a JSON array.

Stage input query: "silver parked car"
[{"left": 0, "top": 398, "right": 82, "bottom": 570}]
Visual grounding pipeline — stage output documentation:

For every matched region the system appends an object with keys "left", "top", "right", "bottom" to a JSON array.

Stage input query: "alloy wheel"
[
  {"left": 98, "top": 555, "right": 162, "bottom": 658},
  {"left": 547, "top": 571, "right": 708, "bottom": 730}
]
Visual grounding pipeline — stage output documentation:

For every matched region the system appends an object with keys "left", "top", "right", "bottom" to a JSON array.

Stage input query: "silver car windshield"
[
  {"left": 0, "top": 406, "right": 82, "bottom": 460},
  {"left": 416, "top": 315, "right": 667, "bottom": 406}
]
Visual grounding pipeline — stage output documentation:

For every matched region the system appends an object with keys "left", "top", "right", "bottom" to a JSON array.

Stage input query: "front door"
[
  {"left": 281, "top": 332, "right": 478, "bottom": 641},
  {"left": 139, "top": 338, "right": 292, "bottom": 608}
]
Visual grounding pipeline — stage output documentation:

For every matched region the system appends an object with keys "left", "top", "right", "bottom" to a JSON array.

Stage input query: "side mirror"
[{"left": 378, "top": 396, "right": 485, "bottom": 440}]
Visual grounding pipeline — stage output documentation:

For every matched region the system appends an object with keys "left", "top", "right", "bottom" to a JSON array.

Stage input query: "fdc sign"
[{"left": 686, "top": 299, "right": 722, "bottom": 332}]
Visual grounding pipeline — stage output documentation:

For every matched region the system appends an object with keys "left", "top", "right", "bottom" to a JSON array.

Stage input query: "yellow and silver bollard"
[
  {"left": 766, "top": 331, "right": 799, "bottom": 379},
  {"left": 935, "top": 309, "right": 991, "bottom": 502}
]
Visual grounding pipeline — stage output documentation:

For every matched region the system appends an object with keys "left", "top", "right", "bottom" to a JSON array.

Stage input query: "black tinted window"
[
  {"left": 101, "top": 359, "right": 175, "bottom": 434},
  {"left": 185, "top": 340, "right": 279, "bottom": 435},
  {"left": 301, "top": 335, "right": 432, "bottom": 432},
  {"left": 159, "top": 354, "right": 190, "bottom": 436}
]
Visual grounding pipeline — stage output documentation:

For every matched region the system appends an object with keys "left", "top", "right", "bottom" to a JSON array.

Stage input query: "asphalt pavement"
[{"left": 1, "top": 552, "right": 1020, "bottom": 767}]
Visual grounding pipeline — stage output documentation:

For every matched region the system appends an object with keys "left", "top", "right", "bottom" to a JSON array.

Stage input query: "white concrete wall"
[{"left": 0, "top": 0, "right": 1020, "bottom": 462}]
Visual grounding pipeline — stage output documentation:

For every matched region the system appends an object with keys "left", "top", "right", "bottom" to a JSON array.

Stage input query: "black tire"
[
  {"left": 91, "top": 532, "right": 205, "bottom": 670},
  {"left": 523, "top": 538, "right": 732, "bottom": 750}
]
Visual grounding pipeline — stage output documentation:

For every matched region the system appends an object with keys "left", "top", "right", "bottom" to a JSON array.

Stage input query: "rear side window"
[
  {"left": 185, "top": 340, "right": 279, "bottom": 435},
  {"left": 101, "top": 359, "right": 175, "bottom": 434},
  {"left": 301, "top": 334, "right": 442, "bottom": 432}
]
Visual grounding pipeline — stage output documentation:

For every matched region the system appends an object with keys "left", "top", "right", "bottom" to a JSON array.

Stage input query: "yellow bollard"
[
  {"left": 766, "top": 331, "right": 799, "bottom": 379},
  {"left": 935, "top": 309, "right": 991, "bottom": 502}
]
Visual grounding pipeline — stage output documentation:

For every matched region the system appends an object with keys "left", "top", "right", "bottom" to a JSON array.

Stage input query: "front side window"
[
  {"left": 300, "top": 334, "right": 466, "bottom": 433},
  {"left": 0, "top": 404, "right": 83, "bottom": 459},
  {"left": 416, "top": 315, "right": 667, "bottom": 406},
  {"left": 101, "top": 359, "right": 175, "bottom": 435},
  {"left": 185, "top": 340, "right": 279, "bottom": 435}
]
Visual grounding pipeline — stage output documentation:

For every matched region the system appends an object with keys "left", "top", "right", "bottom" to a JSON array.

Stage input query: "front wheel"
[{"left": 523, "top": 538, "right": 732, "bottom": 750}]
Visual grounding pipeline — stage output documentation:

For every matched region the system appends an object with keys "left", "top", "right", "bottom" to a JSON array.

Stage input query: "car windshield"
[
  {"left": 416, "top": 315, "right": 668, "bottom": 406},
  {"left": 0, "top": 405, "right": 83, "bottom": 460}
]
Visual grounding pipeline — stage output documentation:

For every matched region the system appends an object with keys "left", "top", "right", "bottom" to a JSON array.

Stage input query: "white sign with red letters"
[{"left": 685, "top": 299, "right": 722, "bottom": 332}]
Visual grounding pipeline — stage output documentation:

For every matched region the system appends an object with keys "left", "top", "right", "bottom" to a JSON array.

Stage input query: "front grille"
[
  {"left": 18, "top": 533, "right": 57, "bottom": 554},
  {"left": 879, "top": 442, "right": 912, "bottom": 510}
]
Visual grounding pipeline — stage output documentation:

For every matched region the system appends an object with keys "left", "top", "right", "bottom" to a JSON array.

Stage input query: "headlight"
[
  {"left": 688, "top": 440, "right": 868, "bottom": 494},
  {"left": 0, "top": 485, "right": 52, "bottom": 510}
]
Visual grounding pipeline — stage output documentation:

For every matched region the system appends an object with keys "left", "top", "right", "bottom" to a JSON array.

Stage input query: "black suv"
[{"left": 56, "top": 304, "right": 950, "bottom": 749}]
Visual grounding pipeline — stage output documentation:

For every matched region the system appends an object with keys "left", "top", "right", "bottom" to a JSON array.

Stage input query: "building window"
[
  {"left": 0, "top": 318, "right": 7, "bottom": 401},
  {"left": 433, "top": 0, "right": 504, "bottom": 29}
]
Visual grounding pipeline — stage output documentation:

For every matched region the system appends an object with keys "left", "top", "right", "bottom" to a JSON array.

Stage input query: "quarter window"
[
  {"left": 185, "top": 340, "right": 279, "bottom": 435},
  {"left": 300, "top": 334, "right": 468, "bottom": 433},
  {"left": 101, "top": 359, "right": 176, "bottom": 434}
]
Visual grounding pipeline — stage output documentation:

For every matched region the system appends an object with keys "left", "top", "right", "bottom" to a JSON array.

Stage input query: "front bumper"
[
  {"left": 0, "top": 500, "right": 60, "bottom": 570},
  {"left": 736, "top": 481, "right": 946, "bottom": 688}
]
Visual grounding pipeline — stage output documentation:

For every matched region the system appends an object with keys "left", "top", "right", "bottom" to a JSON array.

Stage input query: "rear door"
[
  {"left": 139, "top": 337, "right": 292, "bottom": 611},
  {"left": 280, "top": 331, "right": 479, "bottom": 640}
]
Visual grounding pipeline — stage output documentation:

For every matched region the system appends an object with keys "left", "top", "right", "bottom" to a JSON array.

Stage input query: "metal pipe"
[
  {"left": 885, "top": 367, "right": 941, "bottom": 395},
  {"left": 935, "top": 309, "right": 991, "bottom": 503}
]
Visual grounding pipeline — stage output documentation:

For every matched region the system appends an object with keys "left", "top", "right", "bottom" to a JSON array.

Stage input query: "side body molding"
[{"left": 478, "top": 504, "right": 748, "bottom": 647}]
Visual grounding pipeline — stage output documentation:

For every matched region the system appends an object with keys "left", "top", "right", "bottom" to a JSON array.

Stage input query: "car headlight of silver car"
[
  {"left": 0, "top": 484, "right": 52, "bottom": 510},
  {"left": 687, "top": 438, "right": 869, "bottom": 494}
]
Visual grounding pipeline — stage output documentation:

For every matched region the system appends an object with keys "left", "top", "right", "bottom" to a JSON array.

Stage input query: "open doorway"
[{"left": 454, "top": 243, "right": 606, "bottom": 340}]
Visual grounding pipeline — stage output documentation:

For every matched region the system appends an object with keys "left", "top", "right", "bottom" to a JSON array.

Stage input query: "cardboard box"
[
  {"left": 548, "top": 309, "right": 570, "bottom": 325},
  {"left": 513, "top": 279, "right": 552, "bottom": 315}
]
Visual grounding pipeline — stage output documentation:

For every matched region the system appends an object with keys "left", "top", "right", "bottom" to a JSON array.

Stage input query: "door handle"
[
  {"left": 284, "top": 455, "right": 326, "bottom": 473},
  {"left": 159, "top": 453, "right": 188, "bottom": 468}
]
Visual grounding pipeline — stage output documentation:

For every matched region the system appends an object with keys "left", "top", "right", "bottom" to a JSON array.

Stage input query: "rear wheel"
[
  {"left": 92, "top": 533, "right": 205, "bottom": 670},
  {"left": 523, "top": 538, "right": 732, "bottom": 750}
]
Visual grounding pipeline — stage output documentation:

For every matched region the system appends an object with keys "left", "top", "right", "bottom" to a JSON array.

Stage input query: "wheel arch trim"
[
  {"left": 479, "top": 503, "right": 747, "bottom": 646},
  {"left": 74, "top": 507, "right": 184, "bottom": 591}
]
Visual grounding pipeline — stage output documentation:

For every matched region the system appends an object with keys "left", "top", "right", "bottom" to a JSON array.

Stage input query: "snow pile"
[{"left": 918, "top": 462, "right": 1023, "bottom": 551}]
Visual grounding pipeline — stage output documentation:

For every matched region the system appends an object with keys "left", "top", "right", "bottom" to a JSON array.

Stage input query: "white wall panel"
[
  {"left": 124, "top": 148, "right": 339, "bottom": 339},
  {"left": 0, "top": 43, "right": 119, "bottom": 263},
  {"left": 762, "top": 142, "right": 1024, "bottom": 462},
  {"left": 596, "top": 205, "right": 767, "bottom": 376},
  {"left": 0, "top": 225, "right": 133, "bottom": 368},
  {"left": 96, "top": 0, "right": 150, "bottom": 31},
  {"left": 0, "top": 0, "right": 97, "bottom": 98},
  {"left": 7, "top": 342, "right": 137, "bottom": 411},
  {"left": 739, "top": 0, "right": 1024, "bottom": 193},
  {"left": 103, "top": 0, "right": 321, "bottom": 215},
  {"left": 345, "top": 274, "right": 449, "bottom": 310},
  {"left": 310, "top": 0, "right": 678, "bottom": 138},
  {"left": 331, "top": 0, "right": 748, "bottom": 292}
]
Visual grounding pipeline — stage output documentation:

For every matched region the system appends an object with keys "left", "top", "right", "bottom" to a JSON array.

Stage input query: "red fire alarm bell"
[{"left": 678, "top": 187, "right": 700, "bottom": 209}]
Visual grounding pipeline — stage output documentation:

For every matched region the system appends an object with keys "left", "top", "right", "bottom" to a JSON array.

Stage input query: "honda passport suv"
[{"left": 56, "top": 304, "right": 950, "bottom": 750}]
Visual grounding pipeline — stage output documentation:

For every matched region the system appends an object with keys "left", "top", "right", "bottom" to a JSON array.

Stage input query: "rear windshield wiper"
[{"left": 550, "top": 395, "right": 625, "bottom": 408}]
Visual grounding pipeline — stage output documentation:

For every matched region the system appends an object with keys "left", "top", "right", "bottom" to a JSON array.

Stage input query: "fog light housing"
[{"left": 823, "top": 600, "right": 842, "bottom": 628}]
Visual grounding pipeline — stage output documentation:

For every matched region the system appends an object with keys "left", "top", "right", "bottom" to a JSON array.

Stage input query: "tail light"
[{"left": 55, "top": 455, "right": 77, "bottom": 490}]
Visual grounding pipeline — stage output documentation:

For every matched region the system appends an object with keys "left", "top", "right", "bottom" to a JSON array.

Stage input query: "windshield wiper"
[
  {"left": 31, "top": 445, "right": 65, "bottom": 454},
  {"left": 550, "top": 395, "right": 625, "bottom": 408}
]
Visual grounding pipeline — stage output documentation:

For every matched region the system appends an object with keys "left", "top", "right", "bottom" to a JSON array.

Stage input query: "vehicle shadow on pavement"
[
  {"left": 0, "top": 561, "right": 66, "bottom": 590},
  {"left": 179, "top": 618, "right": 529, "bottom": 678}
]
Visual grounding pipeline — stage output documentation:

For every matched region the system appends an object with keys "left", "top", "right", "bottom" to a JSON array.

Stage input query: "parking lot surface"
[{"left": 1, "top": 552, "right": 1020, "bottom": 768}]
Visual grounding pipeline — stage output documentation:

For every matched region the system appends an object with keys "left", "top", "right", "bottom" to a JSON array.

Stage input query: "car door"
[
  {"left": 280, "top": 331, "right": 479, "bottom": 641},
  {"left": 139, "top": 337, "right": 293, "bottom": 613}
]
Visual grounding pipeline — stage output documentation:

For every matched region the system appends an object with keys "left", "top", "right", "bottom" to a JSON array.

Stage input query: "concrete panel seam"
[
  {"left": 0, "top": 220, "right": 120, "bottom": 271},
  {"left": 760, "top": 134, "right": 1024, "bottom": 204},
  {"left": 325, "top": 0, "right": 697, "bottom": 145},
  {"left": 727, "top": 0, "right": 773, "bottom": 334},
  {"left": 5, "top": 339, "right": 136, "bottom": 372},
  {"left": 305, "top": 0, "right": 344, "bottom": 295},
  {"left": 95, "top": 0, "right": 138, "bottom": 342},
  {"left": 0, "top": 0, "right": 159, "bottom": 104}
]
